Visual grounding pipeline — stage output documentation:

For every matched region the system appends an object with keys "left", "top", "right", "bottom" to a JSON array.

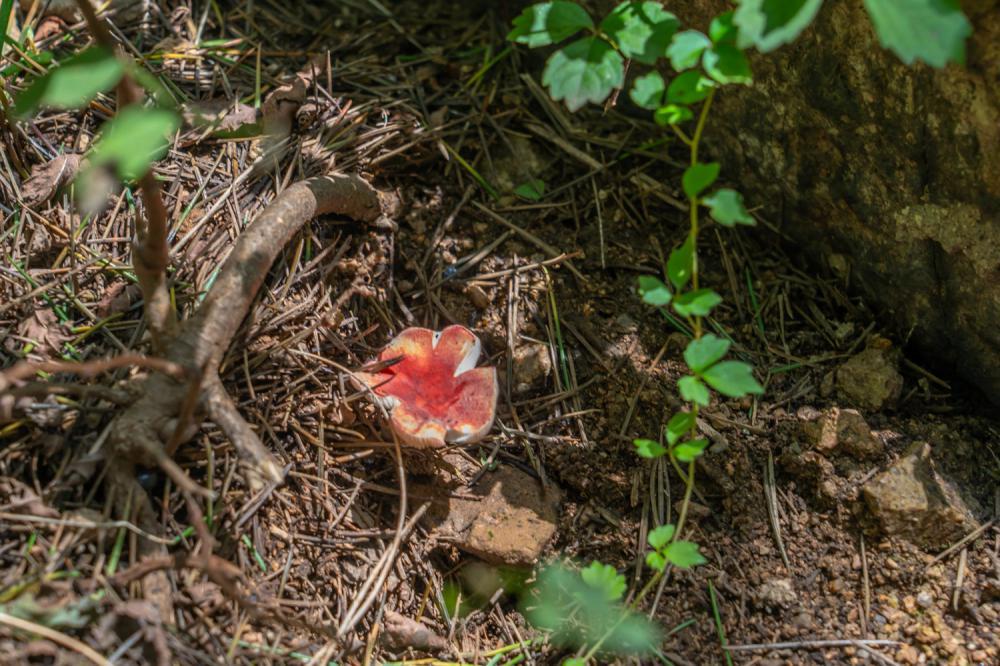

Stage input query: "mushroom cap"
[{"left": 354, "top": 325, "right": 498, "bottom": 448}]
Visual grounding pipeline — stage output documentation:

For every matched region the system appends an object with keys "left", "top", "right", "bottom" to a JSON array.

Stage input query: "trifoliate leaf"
[
  {"left": 703, "top": 43, "right": 752, "bottom": 85},
  {"left": 654, "top": 104, "right": 693, "bottom": 125},
  {"left": 673, "top": 438, "right": 708, "bottom": 462},
  {"left": 664, "top": 540, "right": 707, "bottom": 568},
  {"left": 508, "top": 1, "right": 594, "bottom": 47},
  {"left": 672, "top": 288, "right": 722, "bottom": 317},
  {"left": 734, "top": 0, "right": 823, "bottom": 53},
  {"left": 634, "top": 437, "right": 666, "bottom": 459},
  {"left": 542, "top": 36, "right": 624, "bottom": 111},
  {"left": 678, "top": 375, "right": 710, "bottom": 406},
  {"left": 600, "top": 1, "right": 679, "bottom": 65},
  {"left": 682, "top": 162, "right": 720, "bottom": 200},
  {"left": 580, "top": 561, "right": 626, "bottom": 602},
  {"left": 647, "top": 524, "right": 676, "bottom": 550},
  {"left": 15, "top": 47, "right": 123, "bottom": 117},
  {"left": 637, "top": 275, "right": 672, "bottom": 307},
  {"left": 667, "top": 69, "right": 714, "bottom": 105},
  {"left": 863, "top": 0, "right": 971, "bottom": 67},
  {"left": 702, "top": 360, "right": 764, "bottom": 397},
  {"left": 666, "top": 29, "right": 711, "bottom": 70},
  {"left": 683, "top": 334, "right": 731, "bottom": 373},
  {"left": 704, "top": 188, "right": 755, "bottom": 226},
  {"left": 630, "top": 71, "right": 665, "bottom": 110}
]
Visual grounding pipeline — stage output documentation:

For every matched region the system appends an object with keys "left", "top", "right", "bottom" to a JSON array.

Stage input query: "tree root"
[{"left": 108, "top": 173, "right": 399, "bottom": 620}]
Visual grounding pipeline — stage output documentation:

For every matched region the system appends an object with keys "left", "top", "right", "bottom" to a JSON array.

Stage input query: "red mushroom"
[{"left": 354, "top": 325, "right": 498, "bottom": 448}]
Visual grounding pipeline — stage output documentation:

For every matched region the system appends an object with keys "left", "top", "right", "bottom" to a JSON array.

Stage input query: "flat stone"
[
  {"left": 836, "top": 347, "right": 904, "bottom": 411},
  {"left": 418, "top": 463, "right": 560, "bottom": 567},
  {"left": 511, "top": 343, "right": 552, "bottom": 394},
  {"left": 799, "top": 406, "right": 884, "bottom": 459},
  {"left": 862, "top": 442, "right": 979, "bottom": 550},
  {"left": 755, "top": 578, "right": 797, "bottom": 608}
]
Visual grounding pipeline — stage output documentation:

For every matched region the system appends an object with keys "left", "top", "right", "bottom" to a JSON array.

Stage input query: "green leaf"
[
  {"left": 637, "top": 275, "right": 672, "bottom": 307},
  {"left": 126, "top": 62, "right": 174, "bottom": 106},
  {"left": 14, "top": 47, "right": 124, "bottom": 117},
  {"left": 600, "top": 1, "right": 679, "bottom": 65},
  {"left": 89, "top": 106, "right": 179, "bottom": 180},
  {"left": 508, "top": 1, "right": 594, "bottom": 47},
  {"left": 647, "top": 524, "right": 676, "bottom": 550},
  {"left": 673, "top": 288, "right": 722, "bottom": 317},
  {"left": 673, "top": 438, "right": 708, "bottom": 462},
  {"left": 514, "top": 178, "right": 546, "bottom": 200},
  {"left": 563, "top": 660, "right": 586, "bottom": 666},
  {"left": 667, "top": 69, "right": 714, "bottom": 105},
  {"left": 684, "top": 334, "right": 731, "bottom": 373},
  {"left": 634, "top": 437, "right": 666, "bottom": 459},
  {"left": 709, "top": 11, "right": 739, "bottom": 45},
  {"left": 666, "top": 30, "right": 711, "bottom": 70},
  {"left": 663, "top": 540, "right": 707, "bottom": 568},
  {"left": 665, "top": 412, "right": 694, "bottom": 446},
  {"left": 702, "top": 360, "right": 764, "bottom": 397},
  {"left": 542, "top": 36, "right": 624, "bottom": 112},
  {"left": 862, "top": 0, "right": 971, "bottom": 67},
  {"left": 704, "top": 188, "right": 754, "bottom": 226},
  {"left": 645, "top": 551, "right": 667, "bottom": 572},
  {"left": 682, "top": 162, "right": 720, "bottom": 200},
  {"left": 580, "top": 561, "right": 626, "bottom": 602},
  {"left": 678, "top": 375, "right": 710, "bottom": 406},
  {"left": 666, "top": 235, "right": 693, "bottom": 290},
  {"left": 734, "top": 0, "right": 824, "bottom": 53},
  {"left": 654, "top": 104, "right": 693, "bottom": 125},
  {"left": 630, "top": 71, "right": 665, "bottom": 110},
  {"left": 703, "top": 44, "right": 752, "bottom": 85}
]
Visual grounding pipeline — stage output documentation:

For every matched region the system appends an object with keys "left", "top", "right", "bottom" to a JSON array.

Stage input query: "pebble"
[{"left": 916, "top": 590, "right": 934, "bottom": 608}]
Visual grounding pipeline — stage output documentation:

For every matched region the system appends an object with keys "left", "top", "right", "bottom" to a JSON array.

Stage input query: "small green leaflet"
[
  {"left": 702, "top": 360, "right": 764, "bottom": 397},
  {"left": 647, "top": 524, "right": 676, "bottom": 550},
  {"left": 638, "top": 275, "right": 672, "bottom": 306},
  {"left": 667, "top": 70, "right": 714, "bottom": 105},
  {"left": 563, "top": 659, "right": 586, "bottom": 666},
  {"left": 654, "top": 104, "right": 692, "bottom": 125},
  {"left": 508, "top": 1, "right": 594, "bottom": 47},
  {"left": 666, "top": 30, "right": 711, "bottom": 70},
  {"left": 734, "top": 0, "right": 824, "bottom": 53},
  {"left": 665, "top": 411, "right": 694, "bottom": 445},
  {"left": 673, "top": 438, "right": 708, "bottom": 462},
  {"left": 704, "top": 188, "right": 754, "bottom": 226},
  {"left": 580, "top": 561, "right": 626, "bottom": 602},
  {"left": 664, "top": 540, "right": 707, "bottom": 568},
  {"left": 14, "top": 47, "right": 124, "bottom": 117},
  {"left": 709, "top": 11, "right": 739, "bottom": 45},
  {"left": 862, "top": 0, "right": 970, "bottom": 67},
  {"left": 646, "top": 551, "right": 667, "bottom": 572},
  {"left": 667, "top": 235, "right": 693, "bottom": 289},
  {"left": 682, "top": 162, "right": 720, "bottom": 200},
  {"left": 673, "top": 288, "right": 722, "bottom": 317},
  {"left": 678, "top": 375, "right": 710, "bottom": 406},
  {"left": 514, "top": 178, "right": 546, "bottom": 200},
  {"left": 89, "top": 106, "right": 179, "bottom": 180},
  {"left": 684, "top": 333, "right": 731, "bottom": 373},
  {"left": 634, "top": 437, "right": 666, "bottom": 458},
  {"left": 630, "top": 71, "right": 665, "bottom": 110},
  {"left": 542, "top": 36, "right": 624, "bottom": 111},
  {"left": 703, "top": 44, "right": 752, "bottom": 85},
  {"left": 600, "top": 1, "right": 679, "bottom": 65}
]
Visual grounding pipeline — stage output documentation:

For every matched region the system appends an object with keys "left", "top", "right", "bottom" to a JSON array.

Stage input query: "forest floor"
[{"left": 0, "top": 1, "right": 998, "bottom": 664}]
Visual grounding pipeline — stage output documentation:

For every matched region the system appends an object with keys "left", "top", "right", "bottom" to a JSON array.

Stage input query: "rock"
[
  {"left": 511, "top": 343, "right": 552, "bottom": 394},
  {"left": 798, "top": 406, "right": 884, "bottom": 459},
  {"left": 419, "top": 463, "right": 561, "bottom": 567},
  {"left": 466, "top": 284, "right": 490, "bottom": 310},
  {"left": 862, "top": 442, "right": 979, "bottom": 550},
  {"left": 381, "top": 610, "right": 448, "bottom": 652},
  {"left": 836, "top": 347, "right": 903, "bottom": 411},
  {"left": 755, "top": 578, "right": 797, "bottom": 608}
]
